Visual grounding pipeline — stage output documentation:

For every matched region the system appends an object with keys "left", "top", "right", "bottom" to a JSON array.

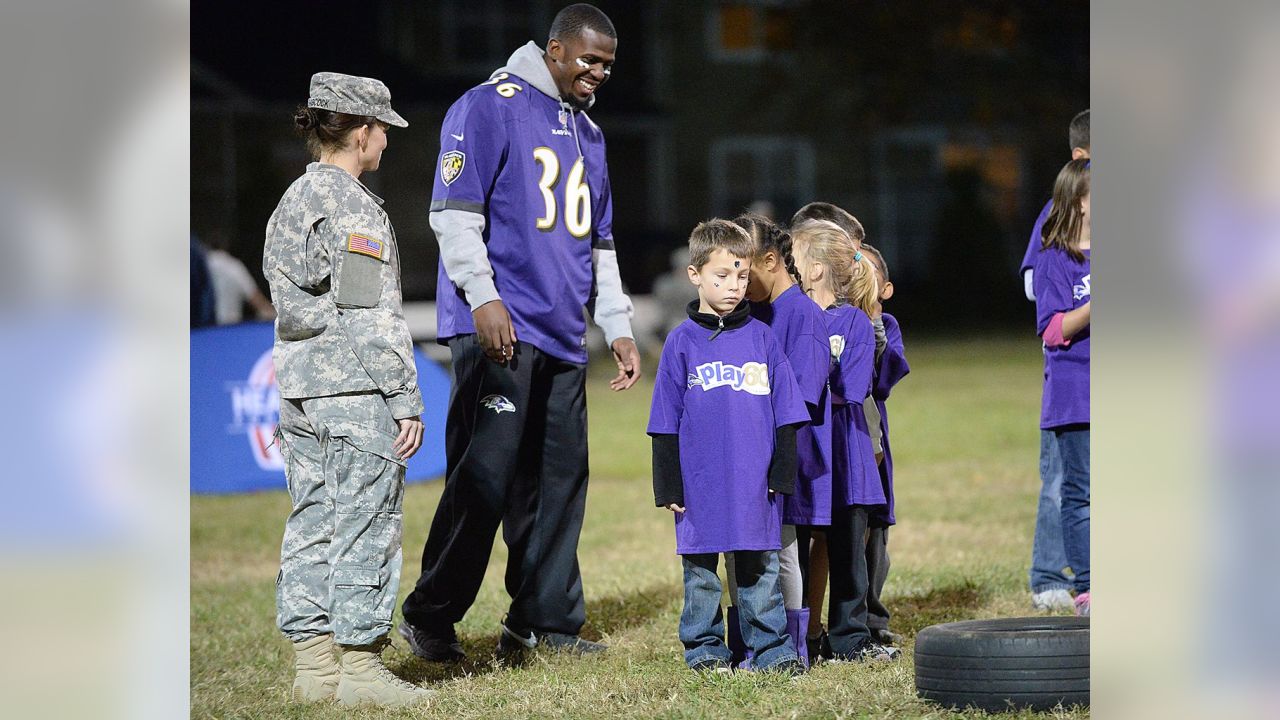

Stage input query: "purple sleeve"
[
  {"left": 830, "top": 310, "right": 875, "bottom": 408},
  {"left": 872, "top": 313, "right": 909, "bottom": 401},
  {"left": 769, "top": 351, "right": 812, "bottom": 429},
  {"left": 1019, "top": 199, "right": 1054, "bottom": 275},
  {"left": 646, "top": 337, "right": 685, "bottom": 435},
  {"left": 592, "top": 159, "right": 615, "bottom": 250},
  {"left": 430, "top": 91, "right": 508, "bottom": 214},
  {"left": 1034, "top": 250, "right": 1073, "bottom": 336},
  {"left": 791, "top": 330, "right": 832, "bottom": 415}
]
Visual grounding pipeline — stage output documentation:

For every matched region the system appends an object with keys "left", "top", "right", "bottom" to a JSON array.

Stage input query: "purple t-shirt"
[
  {"left": 1020, "top": 199, "right": 1054, "bottom": 278},
  {"left": 825, "top": 305, "right": 883, "bottom": 508},
  {"left": 751, "top": 285, "right": 834, "bottom": 526},
  {"left": 432, "top": 73, "right": 614, "bottom": 363},
  {"left": 647, "top": 316, "right": 810, "bottom": 554},
  {"left": 1034, "top": 247, "right": 1090, "bottom": 429},
  {"left": 870, "top": 313, "right": 909, "bottom": 526}
]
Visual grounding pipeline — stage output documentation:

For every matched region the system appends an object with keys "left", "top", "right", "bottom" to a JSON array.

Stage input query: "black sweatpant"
[
  {"left": 826, "top": 503, "right": 872, "bottom": 656},
  {"left": 401, "top": 337, "right": 589, "bottom": 636},
  {"left": 865, "top": 525, "right": 891, "bottom": 632}
]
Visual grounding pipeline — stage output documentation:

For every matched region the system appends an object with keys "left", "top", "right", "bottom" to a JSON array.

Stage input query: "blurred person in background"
[
  {"left": 205, "top": 229, "right": 275, "bottom": 324},
  {"left": 191, "top": 234, "right": 216, "bottom": 328},
  {"left": 400, "top": 3, "right": 640, "bottom": 662},
  {"left": 263, "top": 72, "right": 431, "bottom": 708},
  {"left": 1021, "top": 110, "right": 1089, "bottom": 613},
  {"left": 651, "top": 246, "right": 698, "bottom": 338}
]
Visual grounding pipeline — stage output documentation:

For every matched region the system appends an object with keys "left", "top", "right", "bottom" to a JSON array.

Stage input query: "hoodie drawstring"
[{"left": 566, "top": 101, "right": 584, "bottom": 160}]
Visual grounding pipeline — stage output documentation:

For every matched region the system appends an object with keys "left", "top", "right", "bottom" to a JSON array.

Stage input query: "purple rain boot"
[
  {"left": 726, "top": 606, "right": 752, "bottom": 668},
  {"left": 787, "top": 608, "right": 811, "bottom": 668}
]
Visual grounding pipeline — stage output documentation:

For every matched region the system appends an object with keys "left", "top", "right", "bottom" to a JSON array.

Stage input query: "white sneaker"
[{"left": 1031, "top": 588, "right": 1075, "bottom": 611}]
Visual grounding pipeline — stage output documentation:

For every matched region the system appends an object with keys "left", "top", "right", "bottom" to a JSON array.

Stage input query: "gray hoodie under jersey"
[{"left": 431, "top": 41, "right": 634, "bottom": 348}]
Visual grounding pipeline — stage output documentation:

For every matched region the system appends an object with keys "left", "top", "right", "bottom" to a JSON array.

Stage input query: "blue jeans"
[
  {"left": 1056, "top": 426, "right": 1090, "bottom": 593},
  {"left": 1029, "top": 430, "right": 1073, "bottom": 592},
  {"left": 680, "top": 551, "right": 795, "bottom": 670}
]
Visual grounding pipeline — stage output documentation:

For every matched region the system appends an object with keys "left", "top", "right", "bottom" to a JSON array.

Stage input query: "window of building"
[
  {"left": 709, "top": 136, "right": 815, "bottom": 221},
  {"left": 708, "top": 1, "right": 797, "bottom": 63},
  {"left": 377, "top": 0, "right": 546, "bottom": 76}
]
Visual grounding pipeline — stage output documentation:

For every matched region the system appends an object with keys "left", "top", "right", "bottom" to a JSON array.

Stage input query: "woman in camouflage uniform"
[{"left": 263, "top": 72, "right": 431, "bottom": 709}]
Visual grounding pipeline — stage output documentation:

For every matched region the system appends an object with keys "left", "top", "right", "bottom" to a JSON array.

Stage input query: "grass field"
[{"left": 191, "top": 334, "right": 1088, "bottom": 719}]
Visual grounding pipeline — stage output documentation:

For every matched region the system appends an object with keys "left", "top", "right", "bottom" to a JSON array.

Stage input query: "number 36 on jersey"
[{"left": 532, "top": 147, "right": 591, "bottom": 239}]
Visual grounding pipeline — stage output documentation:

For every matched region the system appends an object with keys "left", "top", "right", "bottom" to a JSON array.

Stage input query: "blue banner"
[{"left": 191, "top": 322, "right": 449, "bottom": 494}]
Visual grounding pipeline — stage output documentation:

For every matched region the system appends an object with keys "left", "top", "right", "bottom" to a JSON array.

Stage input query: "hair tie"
[{"left": 854, "top": 251, "right": 863, "bottom": 262}]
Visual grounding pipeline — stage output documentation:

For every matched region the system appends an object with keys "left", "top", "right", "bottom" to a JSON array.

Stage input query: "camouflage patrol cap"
[{"left": 307, "top": 72, "right": 408, "bottom": 128}]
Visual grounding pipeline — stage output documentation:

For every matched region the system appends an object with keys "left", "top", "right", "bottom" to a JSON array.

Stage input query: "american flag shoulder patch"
[{"left": 347, "top": 233, "right": 384, "bottom": 260}]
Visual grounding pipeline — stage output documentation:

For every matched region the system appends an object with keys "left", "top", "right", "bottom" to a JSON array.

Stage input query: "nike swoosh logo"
[{"left": 450, "top": 133, "right": 464, "bottom": 142}]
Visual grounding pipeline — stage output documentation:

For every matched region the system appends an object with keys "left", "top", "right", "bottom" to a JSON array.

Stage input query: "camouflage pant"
[{"left": 275, "top": 392, "right": 405, "bottom": 646}]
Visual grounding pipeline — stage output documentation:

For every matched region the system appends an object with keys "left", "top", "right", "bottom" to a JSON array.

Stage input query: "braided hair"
[{"left": 733, "top": 212, "right": 800, "bottom": 286}]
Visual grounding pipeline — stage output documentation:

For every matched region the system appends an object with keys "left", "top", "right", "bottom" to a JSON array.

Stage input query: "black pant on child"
[
  {"left": 865, "top": 525, "right": 891, "bottom": 633},
  {"left": 401, "top": 336, "right": 589, "bottom": 636},
  {"left": 826, "top": 503, "right": 873, "bottom": 656}
]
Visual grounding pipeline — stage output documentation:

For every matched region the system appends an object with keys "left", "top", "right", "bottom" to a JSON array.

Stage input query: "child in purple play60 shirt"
[
  {"left": 648, "top": 219, "right": 811, "bottom": 675},
  {"left": 718, "top": 212, "right": 833, "bottom": 669},
  {"left": 1034, "top": 159, "right": 1091, "bottom": 617}
]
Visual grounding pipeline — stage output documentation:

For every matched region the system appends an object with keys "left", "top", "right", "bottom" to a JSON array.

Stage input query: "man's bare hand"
[
  {"left": 609, "top": 337, "right": 642, "bottom": 391},
  {"left": 473, "top": 300, "right": 517, "bottom": 365},
  {"left": 665, "top": 503, "right": 685, "bottom": 513},
  {"left": 394, "top": 416, "right": 424, "bottom": 460}
]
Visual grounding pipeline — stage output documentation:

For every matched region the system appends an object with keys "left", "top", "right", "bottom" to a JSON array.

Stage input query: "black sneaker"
[
  {"left": 689, "top": 657, "right": 732, "bottom": 675},
  {"left": 496, "top": 615, "right": 538, "bottom": 661},
  {"left": 398, "top": 620, "right": 466, "bottom": 663},
  {"left": 535, "top": 631, "right": 608, "bottom": 655},
  {"left": 806, "top": 630, "right": 833, "bottom": 663},
  {"left": 870, "top": 628, "right": 903, "bottom": 647},
  {"left": 869, "top": 641, "right": 901, "bottom": 661},
  {"left": 830, "top": 640, "right": 893, "bottom": 664},
  {"left": 759, "top": 657, "right": 806, "bottom": 676}
]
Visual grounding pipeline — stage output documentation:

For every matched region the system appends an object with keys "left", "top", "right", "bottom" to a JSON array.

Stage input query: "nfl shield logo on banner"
[{"left": 440, "top": 150, "right": 466, "bottom": 186}]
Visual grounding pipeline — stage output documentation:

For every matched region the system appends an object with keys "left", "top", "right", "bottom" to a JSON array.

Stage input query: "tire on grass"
[{"left": 914, "top": 616, "right": 1089, "bottom": 713}]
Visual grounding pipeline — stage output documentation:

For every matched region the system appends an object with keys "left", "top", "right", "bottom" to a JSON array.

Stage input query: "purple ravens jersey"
[{"left": 432, "top": 71, "right": 615, "bottom": 363}]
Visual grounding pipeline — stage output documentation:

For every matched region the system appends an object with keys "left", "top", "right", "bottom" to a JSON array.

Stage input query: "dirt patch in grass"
[{"left": 890, "top": 580, "right": 988, "bottom": 638}]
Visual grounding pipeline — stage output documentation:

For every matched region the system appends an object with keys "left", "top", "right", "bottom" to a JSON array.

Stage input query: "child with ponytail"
[{"left": 791, "top": 219, "right": 897, "bottom": 662}]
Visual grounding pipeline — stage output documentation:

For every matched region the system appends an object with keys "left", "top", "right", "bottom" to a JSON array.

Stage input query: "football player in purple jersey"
[{"left": 400, "top": 4, "right": 640, "bottom": 662}]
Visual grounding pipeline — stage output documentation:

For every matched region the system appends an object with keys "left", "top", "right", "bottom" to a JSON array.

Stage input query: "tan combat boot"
[
  {"left": 291, "top": 634, "right": 340, "bottom": 703},
  {"left": 336, "top": 642, "right": 435, "bottom": 708}
]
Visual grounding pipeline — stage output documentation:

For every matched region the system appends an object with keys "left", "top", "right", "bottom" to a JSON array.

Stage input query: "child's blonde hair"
[
  {"left": 791, "top": 202, "right": 866, "bottom": 245},
  {"left": 792, "top": 219, "right": 878, "bottom": 313}
]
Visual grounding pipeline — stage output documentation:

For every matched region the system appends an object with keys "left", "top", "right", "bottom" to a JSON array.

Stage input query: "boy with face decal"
[
  {"left": 648, "top": 220, "right": 810, "bottom": 674},
  {"left": 402, "top": 4, "right": 639, "bottom": 662}
]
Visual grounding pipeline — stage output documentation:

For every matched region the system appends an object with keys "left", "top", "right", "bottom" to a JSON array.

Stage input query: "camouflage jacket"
[{"left": 263, "top": 162, "right": 423, "bottom": 419}]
